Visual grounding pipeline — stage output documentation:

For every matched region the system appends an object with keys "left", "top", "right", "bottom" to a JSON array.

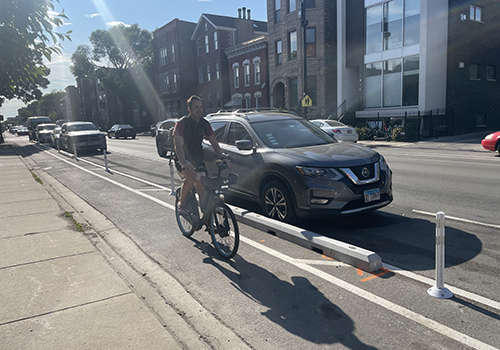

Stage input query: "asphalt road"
[{"left": 7, "top": 133, "right": 500, "bottom": 350}]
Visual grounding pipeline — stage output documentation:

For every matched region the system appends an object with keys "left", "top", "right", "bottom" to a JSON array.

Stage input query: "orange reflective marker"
[{"left": 361, "top": 267, "right": 391, "bottom": 282}]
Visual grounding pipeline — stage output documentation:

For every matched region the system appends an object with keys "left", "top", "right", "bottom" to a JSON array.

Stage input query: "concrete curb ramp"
[{"left": 230, "top": 207, "right": 382, "bottom": 272}]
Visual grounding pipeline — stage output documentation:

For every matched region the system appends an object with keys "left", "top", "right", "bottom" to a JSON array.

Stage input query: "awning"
[{"left": 224, "top": 97, "right": 242, "bottom": 108}]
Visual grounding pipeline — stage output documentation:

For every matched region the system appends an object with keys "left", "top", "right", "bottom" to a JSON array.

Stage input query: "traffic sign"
[{"left": 301, "top": 95, "right": 312, "bottom": 107}]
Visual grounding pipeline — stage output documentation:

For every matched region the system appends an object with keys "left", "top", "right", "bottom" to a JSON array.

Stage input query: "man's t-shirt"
[{"left": 174, "top": 115, "right": 214, "bottom": 168}]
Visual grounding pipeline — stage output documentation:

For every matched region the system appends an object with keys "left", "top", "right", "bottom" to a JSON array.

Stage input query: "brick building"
[
  {"left": 267, "top": 0, "right": 337, "bottom": 118},
  {"left": 225, "top": 35, "right": 269, "bottom": 110},
  {"left": 191, "top": 10, "right": 268, "bottom": 114},
  {"left": 153, "top": 19, "right": 197, "bottom": 120}
]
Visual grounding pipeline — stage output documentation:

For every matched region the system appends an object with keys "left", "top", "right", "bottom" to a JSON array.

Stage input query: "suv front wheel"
[{"left": 261, "top": 181, "right": 295, "bottom": 223}]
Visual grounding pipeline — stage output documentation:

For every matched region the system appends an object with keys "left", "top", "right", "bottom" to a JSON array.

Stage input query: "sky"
[{"left": 1, "top": 0, "right": 267, "bottom": 120}]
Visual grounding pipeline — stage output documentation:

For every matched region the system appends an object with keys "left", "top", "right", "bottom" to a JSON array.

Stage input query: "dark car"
[
  {"left": 107, "top": 124, "right": 136, "bottom": 139},
  {"left": 59, "top": 122, "right": 107, "bottom": 153},
  {"left": 203, "top": 111, "right": 393, "bottom": 223},
  {"left": 155, "top": 118, "right": 178, "bottom": 157}
]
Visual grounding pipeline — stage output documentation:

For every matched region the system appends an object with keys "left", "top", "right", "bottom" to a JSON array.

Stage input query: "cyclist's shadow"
[{"left": 203, "top": 256, "right": 377, "bottom": 349}]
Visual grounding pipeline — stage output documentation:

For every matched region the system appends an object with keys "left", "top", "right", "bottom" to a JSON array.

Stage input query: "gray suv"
[{"left": 203, "top": 111, "right": 393, "bottom": 223}]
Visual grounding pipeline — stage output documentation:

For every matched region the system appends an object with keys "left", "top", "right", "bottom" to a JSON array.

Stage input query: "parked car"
[
  {"left": 16, "top": 127, "right": 29, "bottom": 136},
  {"left": 309, "top": 119, "right": 358, "bottom": 142},
  {"left": 107, "top": 124, "right": 137, "bottom": 139},
  {"left": 9, "top": 126, "right": 18, "bottom": 134},
  {"left": 481, "top": 131, "right": 500, "bottom": 154},
  {"left": 155, "top": 118, "right": 178, "bottom": 157},
  {"left": 203, "top": 111, "right": 392, "bottom": 223},
  {"left": 27, "top": 116, "right": 52, "bottom": 141},
  {"left": 150, "top": 122, "right": 159, "bottom": 137},
  {"left": 50, "top": 126, "right": 62, "bottom": 148},
  {"left": 36, "top": 123, "right": 58, "bottom": 144},
  {"left": 59, "top": 122, "right": 107, "bottom": 153}
]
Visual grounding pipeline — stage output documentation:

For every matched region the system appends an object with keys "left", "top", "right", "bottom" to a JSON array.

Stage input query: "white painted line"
[
  {"left": 241, "top": 237, "right": 498, "bottom": 350},
  {"left": 412, "top": 209, "right": 500, "bottom": 230}
]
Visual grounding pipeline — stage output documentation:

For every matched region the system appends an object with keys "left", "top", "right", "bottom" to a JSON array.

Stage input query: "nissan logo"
[{"left": 361, "top": 167, "right": 370, "bottom": 178}]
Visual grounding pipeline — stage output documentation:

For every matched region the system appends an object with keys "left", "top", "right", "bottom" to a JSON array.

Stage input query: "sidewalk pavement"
[{"left": 0, "top": 139, "right": 209, "bottom": 349}]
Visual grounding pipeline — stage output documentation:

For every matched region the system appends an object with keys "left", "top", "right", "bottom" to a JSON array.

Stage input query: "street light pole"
[{"left": 300, "top": 1, "right": 308, "bottom": 119}]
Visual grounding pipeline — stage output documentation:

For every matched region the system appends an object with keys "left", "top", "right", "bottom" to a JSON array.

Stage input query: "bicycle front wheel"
[
  {"left": 209, "top": 204, "right": 239, "bottom": 259},
  {"left": 175, "top": 188, "right": 195, "bottom": 237}
]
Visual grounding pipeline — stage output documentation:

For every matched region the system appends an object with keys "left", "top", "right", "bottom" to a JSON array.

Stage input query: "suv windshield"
[
  {"left": 68, "top": 124, "right": 98, "bottom": 132},
  {"left": 40, "top": 125, "right": 57, "bottom": 131},
  {"left": 252, "top": 119, "right": 336, "bottom": 148}
]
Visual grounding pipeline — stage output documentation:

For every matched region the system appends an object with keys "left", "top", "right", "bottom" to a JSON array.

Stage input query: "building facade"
[
  {"left": 190, "top": 10, "right": 268, "bottom": 114},
  {"left": 153, "top": 19, "right": 197, "bottom": 120},
  {"left": 267, "top": 0, "right": 337, "bottom": 118},
  {"left": 225, "top": 36, "right": 269, "bottom": 110}
]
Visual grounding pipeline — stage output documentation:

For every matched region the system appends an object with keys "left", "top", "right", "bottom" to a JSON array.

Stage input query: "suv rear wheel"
[{"left": 261, "top": 181, "right": 295, "bottom": 223}]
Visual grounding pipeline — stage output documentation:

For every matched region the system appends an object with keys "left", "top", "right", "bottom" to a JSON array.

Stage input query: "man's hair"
[{"left": 187, "top": 95, "right": 203, "bottom": 108}]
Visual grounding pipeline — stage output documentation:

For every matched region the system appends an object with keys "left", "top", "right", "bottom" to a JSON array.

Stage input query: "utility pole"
[{"left": 300, "top": 1, "right": 309, "bottom": 118}]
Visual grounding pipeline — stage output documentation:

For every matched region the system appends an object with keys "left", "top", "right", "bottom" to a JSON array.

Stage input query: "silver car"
[
  {"left": 310, "top": 119, "right": 359, "bottom": 142},
  {"left": 59, "top": 122, "right": 107, "bottom": 153}
]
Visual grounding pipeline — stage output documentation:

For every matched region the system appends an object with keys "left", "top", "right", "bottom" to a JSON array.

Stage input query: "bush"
[{"left": 356, "top": 126, "right": 377, "bottom": 140}]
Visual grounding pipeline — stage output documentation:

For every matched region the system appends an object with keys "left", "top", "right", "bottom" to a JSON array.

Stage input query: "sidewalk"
[{"left": 0, "top": 140, "right": 197, "bottom": 349}]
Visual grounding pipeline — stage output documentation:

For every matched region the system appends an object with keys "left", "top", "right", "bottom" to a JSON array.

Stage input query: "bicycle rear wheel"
[
  {"left": 209, "top": 204, "right": 239, "bottom": 259},
  {"left": 175, "top": 188, "right": 195, "bottom": 237}
]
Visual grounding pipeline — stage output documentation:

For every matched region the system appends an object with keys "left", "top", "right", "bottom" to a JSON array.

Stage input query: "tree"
[
  {"left": 0, "top": 0, "right": 72, "bottom": 108},
  {"left": 39, "top": 90, "right": 65, "bottom": 120},
  {"left": 70, "top": 24, "right": 155, "bottom": 125}
]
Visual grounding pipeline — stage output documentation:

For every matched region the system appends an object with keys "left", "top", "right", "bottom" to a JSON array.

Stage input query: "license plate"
[
  {"left": 364, "top": 188, "right": 380, "bottom": 203},
  {"left": 347, "top": 130, "right": 352, "bottom": 134}
]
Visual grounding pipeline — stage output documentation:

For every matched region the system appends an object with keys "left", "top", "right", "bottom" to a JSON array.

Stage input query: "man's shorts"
[{"left": 175, "top": 161, "right": 207, "bottom": 180}]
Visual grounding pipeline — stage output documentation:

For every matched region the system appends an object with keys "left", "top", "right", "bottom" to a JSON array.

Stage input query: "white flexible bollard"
[
  {"left": 169, "top": 160, "right": 176, "bottom": 195},
  {"left": 73, "top": 144, "right": 78, "bottom": 161},
  {"left": 428, "top": 212, "right": 453, "bottom": 299},
  {"left": 104, "top": 149, "right": 109, "bottom": 172}
]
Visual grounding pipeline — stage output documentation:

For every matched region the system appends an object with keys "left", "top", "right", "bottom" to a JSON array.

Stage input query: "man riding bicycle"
[{"left": 174, "top": 95, "right": 229, "bottom": 215}]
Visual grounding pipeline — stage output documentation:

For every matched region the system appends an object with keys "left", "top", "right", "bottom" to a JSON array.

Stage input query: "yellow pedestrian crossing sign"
[{"left": 302, "top": 95, "right": 312, "bottom": 107}]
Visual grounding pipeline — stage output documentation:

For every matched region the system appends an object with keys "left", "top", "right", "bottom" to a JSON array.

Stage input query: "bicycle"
[{"left": 175, "top": 161, "right": 240, "bottom": 259}]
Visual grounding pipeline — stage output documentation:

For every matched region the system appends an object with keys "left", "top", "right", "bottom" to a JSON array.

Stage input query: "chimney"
[
  {"left": 242, "top": 7, "right": 246, "bottom": 19},
  {"left": 238, "top": 8, "right": 242, "bottom": 19},
  {"left": 247, "top": 9, "right": 251, "bottom": 20}
]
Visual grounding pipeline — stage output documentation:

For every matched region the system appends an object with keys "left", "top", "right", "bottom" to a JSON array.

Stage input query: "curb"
[{"left": 231, "top": 207, "right": 382, "bottom": 272}]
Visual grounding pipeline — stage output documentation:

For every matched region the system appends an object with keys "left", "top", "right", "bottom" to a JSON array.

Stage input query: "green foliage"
[
  {"left": 39, "top": 91, "right": 65, "bottom": 120},
  {"left": 0, "top": 0, "right": 71, "bottom": 107},
  {"left": 356, "top": 126, "right": 377, "bottom": 140}
]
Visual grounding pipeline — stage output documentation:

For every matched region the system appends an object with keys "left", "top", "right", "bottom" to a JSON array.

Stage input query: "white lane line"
[
  {"left": 40, "top": 147, "right": 500, "bottom": 349},
  {"left": 241, "top": 237, "right": 498, "bottom": 350},
  {"left": 412, "top": 209, "right": 500, "bottom": 229}
]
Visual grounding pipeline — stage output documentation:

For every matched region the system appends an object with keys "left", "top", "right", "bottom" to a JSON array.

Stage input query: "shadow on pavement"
[{"left": 204, "top": 256, "right": 378, "bottom": 349}]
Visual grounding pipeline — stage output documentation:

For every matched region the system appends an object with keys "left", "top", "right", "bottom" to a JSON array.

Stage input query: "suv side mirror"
[{"left": 236, "top": 140, "right": 253, "bottom": 151}]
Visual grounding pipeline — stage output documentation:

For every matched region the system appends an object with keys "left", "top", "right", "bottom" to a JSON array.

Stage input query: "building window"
[
  {"left": 255, "top": 92, "right": 262, "bottom": 109},
  {"left": 216, "top": 92, "right": 221, "bottom": 107},
  {"left": 383, "top": 59, "right": 402, "bottom": 107},
  {"left": 275, "top": 0, "right": 281, "bottom": 23},
  {"left": 160, "top": 75, "right": 168, "bottom": 93},
  {"left": 214, "top": 32, "right": 218, "bottom": 50},
  {"left": 470, "top": 5, "right": 482, "bottom": 22},
  {"left": 198, "top": 67, "right": 204, "bottom": 84},
  {"left": 254, "top": 59, "right": 261, "bottom": 84},
  {"left": 289, "top": 77, "right": 298, "bottom": 107},
  {"left": 487, "top": 65, "right": 496, "bottom": 81},
  {"left": 403, "top": 55, "right": 419, "bottom": 106},
  {"left": 289, "top": 0, "right": 296, "bottom": 13},
  {"left": 207, "top": 65, "right": 211, "bottom": 82},
  {"left": 171, "top": 44, "right": 175, "bottom": 62},
  {"left": 205, "top": 22, "right": 208, "bottom": 31},
  {"left": 244, "top": 62, "right": 250, "bottom": 86},
  {"left": 470, "top": 64, "right": 480, "bottom": 80},
  {"left": 305, "top": 0, "right": 315, "bottom": 8},
  {"left": 245, "top": 93, "right": 251, "bottom": 108},
  {"left": 289, "top": 31, "right": 297, "bottom": 60},
  {"left": 234, "top": 64, "right": 240, "bottom": 88},
  {"left": 216, "top": 62, "right": 220, "bottom": 80},
  {"left": 173, "top": 74, "right": 177, "bottom": 91},
  {"left": 208, "top": 93, "right": 212, "bottom": 108},
  {"left": 366, "top": 0, "right": 420, "bottom": 54},
  {"left": 197, "top": 38, "right": 202, "bottom": 56},
  {"left": 205, "top": 35, "right": 209, "bottom": 53},
  {"left": 160, "top": 48, "right": 168, "bottom": 66},
  {"left": 276, "top": 40, "right": 283, "bottom": 66},
  {"left": 306, "top": 28, "right": 316, "bottom": 57},
  {"left": 365, "top": 62, "right": 383, "bottom": 108}
]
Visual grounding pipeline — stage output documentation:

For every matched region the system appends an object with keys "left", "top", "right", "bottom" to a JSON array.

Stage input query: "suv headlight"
[
  {"left": 295, "top": 166, "right": 343, "bottom": 180},
  {"left": 379, "top": 156, "right": 389, "bottom": 171}
]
